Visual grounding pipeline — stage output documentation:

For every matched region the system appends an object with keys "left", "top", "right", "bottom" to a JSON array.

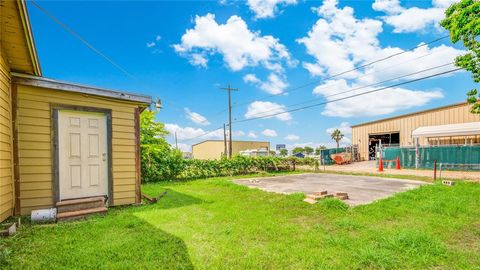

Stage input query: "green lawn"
[{"left": 1, "top": 174, "right": 479, "bottom": 269}]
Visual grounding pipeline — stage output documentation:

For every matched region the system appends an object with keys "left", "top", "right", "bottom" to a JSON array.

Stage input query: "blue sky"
[{"left": 28, "top": 0, "right": 476, "bottom": 151}]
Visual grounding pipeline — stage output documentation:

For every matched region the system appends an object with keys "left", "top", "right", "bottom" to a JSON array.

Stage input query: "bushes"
[
  {"left": 142, "top": 155, "right": 319, "bottom": 183},
  {"left": 139, "top": 108, "right": 320, "bottom": 183}
]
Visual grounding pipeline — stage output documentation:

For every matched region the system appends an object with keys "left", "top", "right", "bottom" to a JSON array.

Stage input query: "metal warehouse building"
[
  {"left": 192, "top": 140, "right": 270, "bottom": 160},
  {"left": 352, "top": 102, "right": 480, "bottom": 161}
]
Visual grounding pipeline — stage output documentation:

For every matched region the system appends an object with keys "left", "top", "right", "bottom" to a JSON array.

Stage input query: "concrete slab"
[{"left": 235, "top": 173, "right": 428, "bottom": 206}]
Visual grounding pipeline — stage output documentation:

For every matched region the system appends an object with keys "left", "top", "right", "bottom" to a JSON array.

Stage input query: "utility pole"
[
  {"left": 220, "top": 82, "right": 238, "bottom": 158},
  {"left": 223, "top": 123, "right": 227, "bottom": 158},
  {"left": 175, "top": 131, "right": 178, "bottom": 149}
]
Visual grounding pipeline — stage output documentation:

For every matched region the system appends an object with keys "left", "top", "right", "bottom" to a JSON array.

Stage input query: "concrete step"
[
  {"left": 57, "top": 207, "right": 108, "bottom": 221},
  {"left": 56, "top": 197, "right": 106, "bottom": 213}
]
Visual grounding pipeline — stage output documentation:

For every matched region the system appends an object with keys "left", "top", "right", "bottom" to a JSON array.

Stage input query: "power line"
[
  {"left": 221, "top": 35, "right": 450, "bottom": 111},
  {"left": 179, "top": 67, "right": 461, "bottom": 143},
  {"left": 232, "top": 68, "right": 462, "bottom": 124},
  {"left": 178, "top": 126, "right": 224, "bottom": 143},
  {"left": 30, "top": 0, "right": 135, "bottom": 79},
  {"left": 200, "top": 45, "right": 455, "bottom": 122},
  {"left": 237, "top": 62, "right": 455, "bottom": 119}
]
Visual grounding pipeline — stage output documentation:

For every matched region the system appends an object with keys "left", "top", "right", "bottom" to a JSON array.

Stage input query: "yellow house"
[
  {"left": 192, "top": 140, "right": 270, "bottom": 160},
  {"left": 0, "top": 1, "right": 151, "bottom": 221}
]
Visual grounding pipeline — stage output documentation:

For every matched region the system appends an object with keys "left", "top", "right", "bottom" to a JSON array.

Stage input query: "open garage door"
[{"left": 368, "top": 132, "right": 400, "bottom": 160}]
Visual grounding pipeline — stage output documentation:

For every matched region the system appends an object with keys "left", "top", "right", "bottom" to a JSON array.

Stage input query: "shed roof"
[
  {"left": 12, "top": 73, "right": 152, "bottom": 104},
  {"left": 412, "top": 122, "right": 480, "bottom": 138}
]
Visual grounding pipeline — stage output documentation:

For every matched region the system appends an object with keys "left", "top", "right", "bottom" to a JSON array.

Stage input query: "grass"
[{"left": 1, "top": 173, "right": 479, "bottom": 269}]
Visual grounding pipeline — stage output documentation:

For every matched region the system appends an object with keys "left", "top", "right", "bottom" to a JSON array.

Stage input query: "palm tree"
[{"left": 331, "top": 129, "right": 344, "bottom": 148}]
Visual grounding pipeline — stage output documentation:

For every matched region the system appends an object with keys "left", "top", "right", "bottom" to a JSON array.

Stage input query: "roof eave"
[
  {"left": 17, "top": 0, "right": 42, "bottom": 76},
  {"left": 12, "top": 72, "right": 152, "bottom": 105}
]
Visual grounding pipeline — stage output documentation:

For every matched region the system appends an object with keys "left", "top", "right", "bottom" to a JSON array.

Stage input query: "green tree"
[
  {"left": 331, "top": 129, "right": 344, "bottom": 148},
  {"left": 441, "top": 0, "right": 480, "bottom": 113},
  {"left": 292, "top": 147, "right": 304, "bottom": 154},
  {"left": 304, "top": 146, "right": 314, "bottom": 155},
  {"left": 315, "top": 145, "right": 327, "bottom": 155},
  {"left": 279, "top": 149, "right": 288, "bottom": 157},
  {"left": 140, "top": 110, "right": 174, "bottom": 182}
]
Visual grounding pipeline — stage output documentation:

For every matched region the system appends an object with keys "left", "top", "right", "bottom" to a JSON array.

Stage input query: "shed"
[{"left": 0, "top": 1, "right": 152, "bottom": 221}]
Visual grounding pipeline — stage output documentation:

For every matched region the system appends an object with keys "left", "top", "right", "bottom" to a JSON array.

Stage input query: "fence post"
[
  {"left": 433, "top": 160, "right": 437, "bottom": 181},
  {"left": 415, "top": 138, "right": 419, "bottom": 169}
]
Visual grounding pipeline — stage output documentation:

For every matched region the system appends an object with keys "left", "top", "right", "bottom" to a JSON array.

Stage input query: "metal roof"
[
  {"left": 12, "top": 72, "right": 152, "bottom": 104},
  {"left": 351, "top": 102, "right": 469, "bottom": 128},
  {"left": 412, "top": 122, "right": 480, "bottom": 138}
]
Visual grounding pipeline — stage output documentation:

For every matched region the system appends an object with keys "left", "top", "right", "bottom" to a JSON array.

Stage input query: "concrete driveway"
[{"left": 235, "top": 173, "right": 428, "bottom": 206}]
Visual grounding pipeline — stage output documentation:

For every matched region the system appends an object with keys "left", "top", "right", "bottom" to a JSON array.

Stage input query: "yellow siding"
[
  {"left": 192, "top": 140, "right": 270, "bottom": 160},
  {"left": 352, "top": 103, "right": 480, "bottom": 160},
  {"left": 0, "top": 0, "right": 39, "bottom": 75},
  {"left": 0, "top": 48, "right": 14, "bottom": 222},
  {"left": 15, "top": 85, "right": 141, "bottom": 215}
]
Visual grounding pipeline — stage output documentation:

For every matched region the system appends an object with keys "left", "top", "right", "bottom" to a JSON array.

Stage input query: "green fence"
[
  {"left": 382, "top": 145, "right": 480, "bottom": 170},
  {"left": 320, "top": 148, "right": 346, "bottom": 165}
]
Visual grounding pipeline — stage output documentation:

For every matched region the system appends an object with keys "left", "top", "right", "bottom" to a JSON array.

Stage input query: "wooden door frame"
[{"left": 52, "top": 104, "right": 113, "bottom": 205}]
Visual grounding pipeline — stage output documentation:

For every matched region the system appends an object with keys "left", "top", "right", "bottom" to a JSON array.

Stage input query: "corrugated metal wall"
[{"left": 352, "top": 103, "right": 480, "bottom": 160}]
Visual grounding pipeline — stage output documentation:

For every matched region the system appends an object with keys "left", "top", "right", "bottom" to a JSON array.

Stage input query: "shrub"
[
  {"left": 142, "top": 154, "right": 320, "bottom": 183},
  {"left": 139, "top": 109, "right": 320, "bottom": 182}
]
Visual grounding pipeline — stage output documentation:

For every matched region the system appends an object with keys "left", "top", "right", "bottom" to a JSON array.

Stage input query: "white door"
[{"left": 58, "top": 110, "right": 108, "bottom": 200}]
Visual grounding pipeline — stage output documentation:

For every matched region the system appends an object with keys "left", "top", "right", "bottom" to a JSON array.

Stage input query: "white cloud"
[
  {"left": 175, "top": 143, "right": 191, "bottom": 152},
  {"left": 284, "top": 134, "right": 299, "bottom": 141},
  {"left": 184, "top": 108, "right": 210, "bottom": 126},
  {"left": 261, "top": 129, "right": 277, "bottom": 137},
  {"left": 165, "top": 123, "right": 245, "bottom": 142},
  {"left": 247, "top": 0, "right": 298, "bottom": 19},
  {"left": 189, "top": 53, "right": 208, "bottom": 67},
  {"left": 234, "top": 130, "right": 246, "bottom": 137},
  {"left": 174, "top": 13, "right": 292, "bottom": 71},
  {"left": 165, "top": 124, "right": 223, "bottom": 141},
  {"left": 326, "top": 122, "right": 352, "bottom": 144},
  {"left": 243, "top": 73, "right": 288, "bottom": 94},
  {"left": 372, "top": 0, "right": 458, "bottom": 33},
  {"left": 247, "top": 131, "right": 258, "bottom": 138},
  {"left": 326, "top": 122, "right": 352, "bottom": 135},
  {"left": 298, "top": 0, "right": 462, "bottom": 117},
  {"left": 244, "top": 74, "right": 261, "bottom": 84},
  {"left": 245, "top": 101, "right": 292, "bottom": 121},
  {"left": 146, "top": 42, "right": 155, "bottom": 48},
  {"left": 314, "top": 79, "right": 444, "bottom": 117},
  {"left": 156, "top": 35, "right": 162, "bottom": 41}
]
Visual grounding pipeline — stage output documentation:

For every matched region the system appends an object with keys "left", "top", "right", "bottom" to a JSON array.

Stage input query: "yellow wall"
[
  {"left": 352, "top": 103, "right": 480, "bottom": 160},
  {"left": 0, "top": 49, "right": 14, "bottom": 222},
  {"left": 192, "top": 140, "right": 270, "bottom": 160},
  {"left": 15, "top": 84, "right": 141, "bottom": 215}
]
